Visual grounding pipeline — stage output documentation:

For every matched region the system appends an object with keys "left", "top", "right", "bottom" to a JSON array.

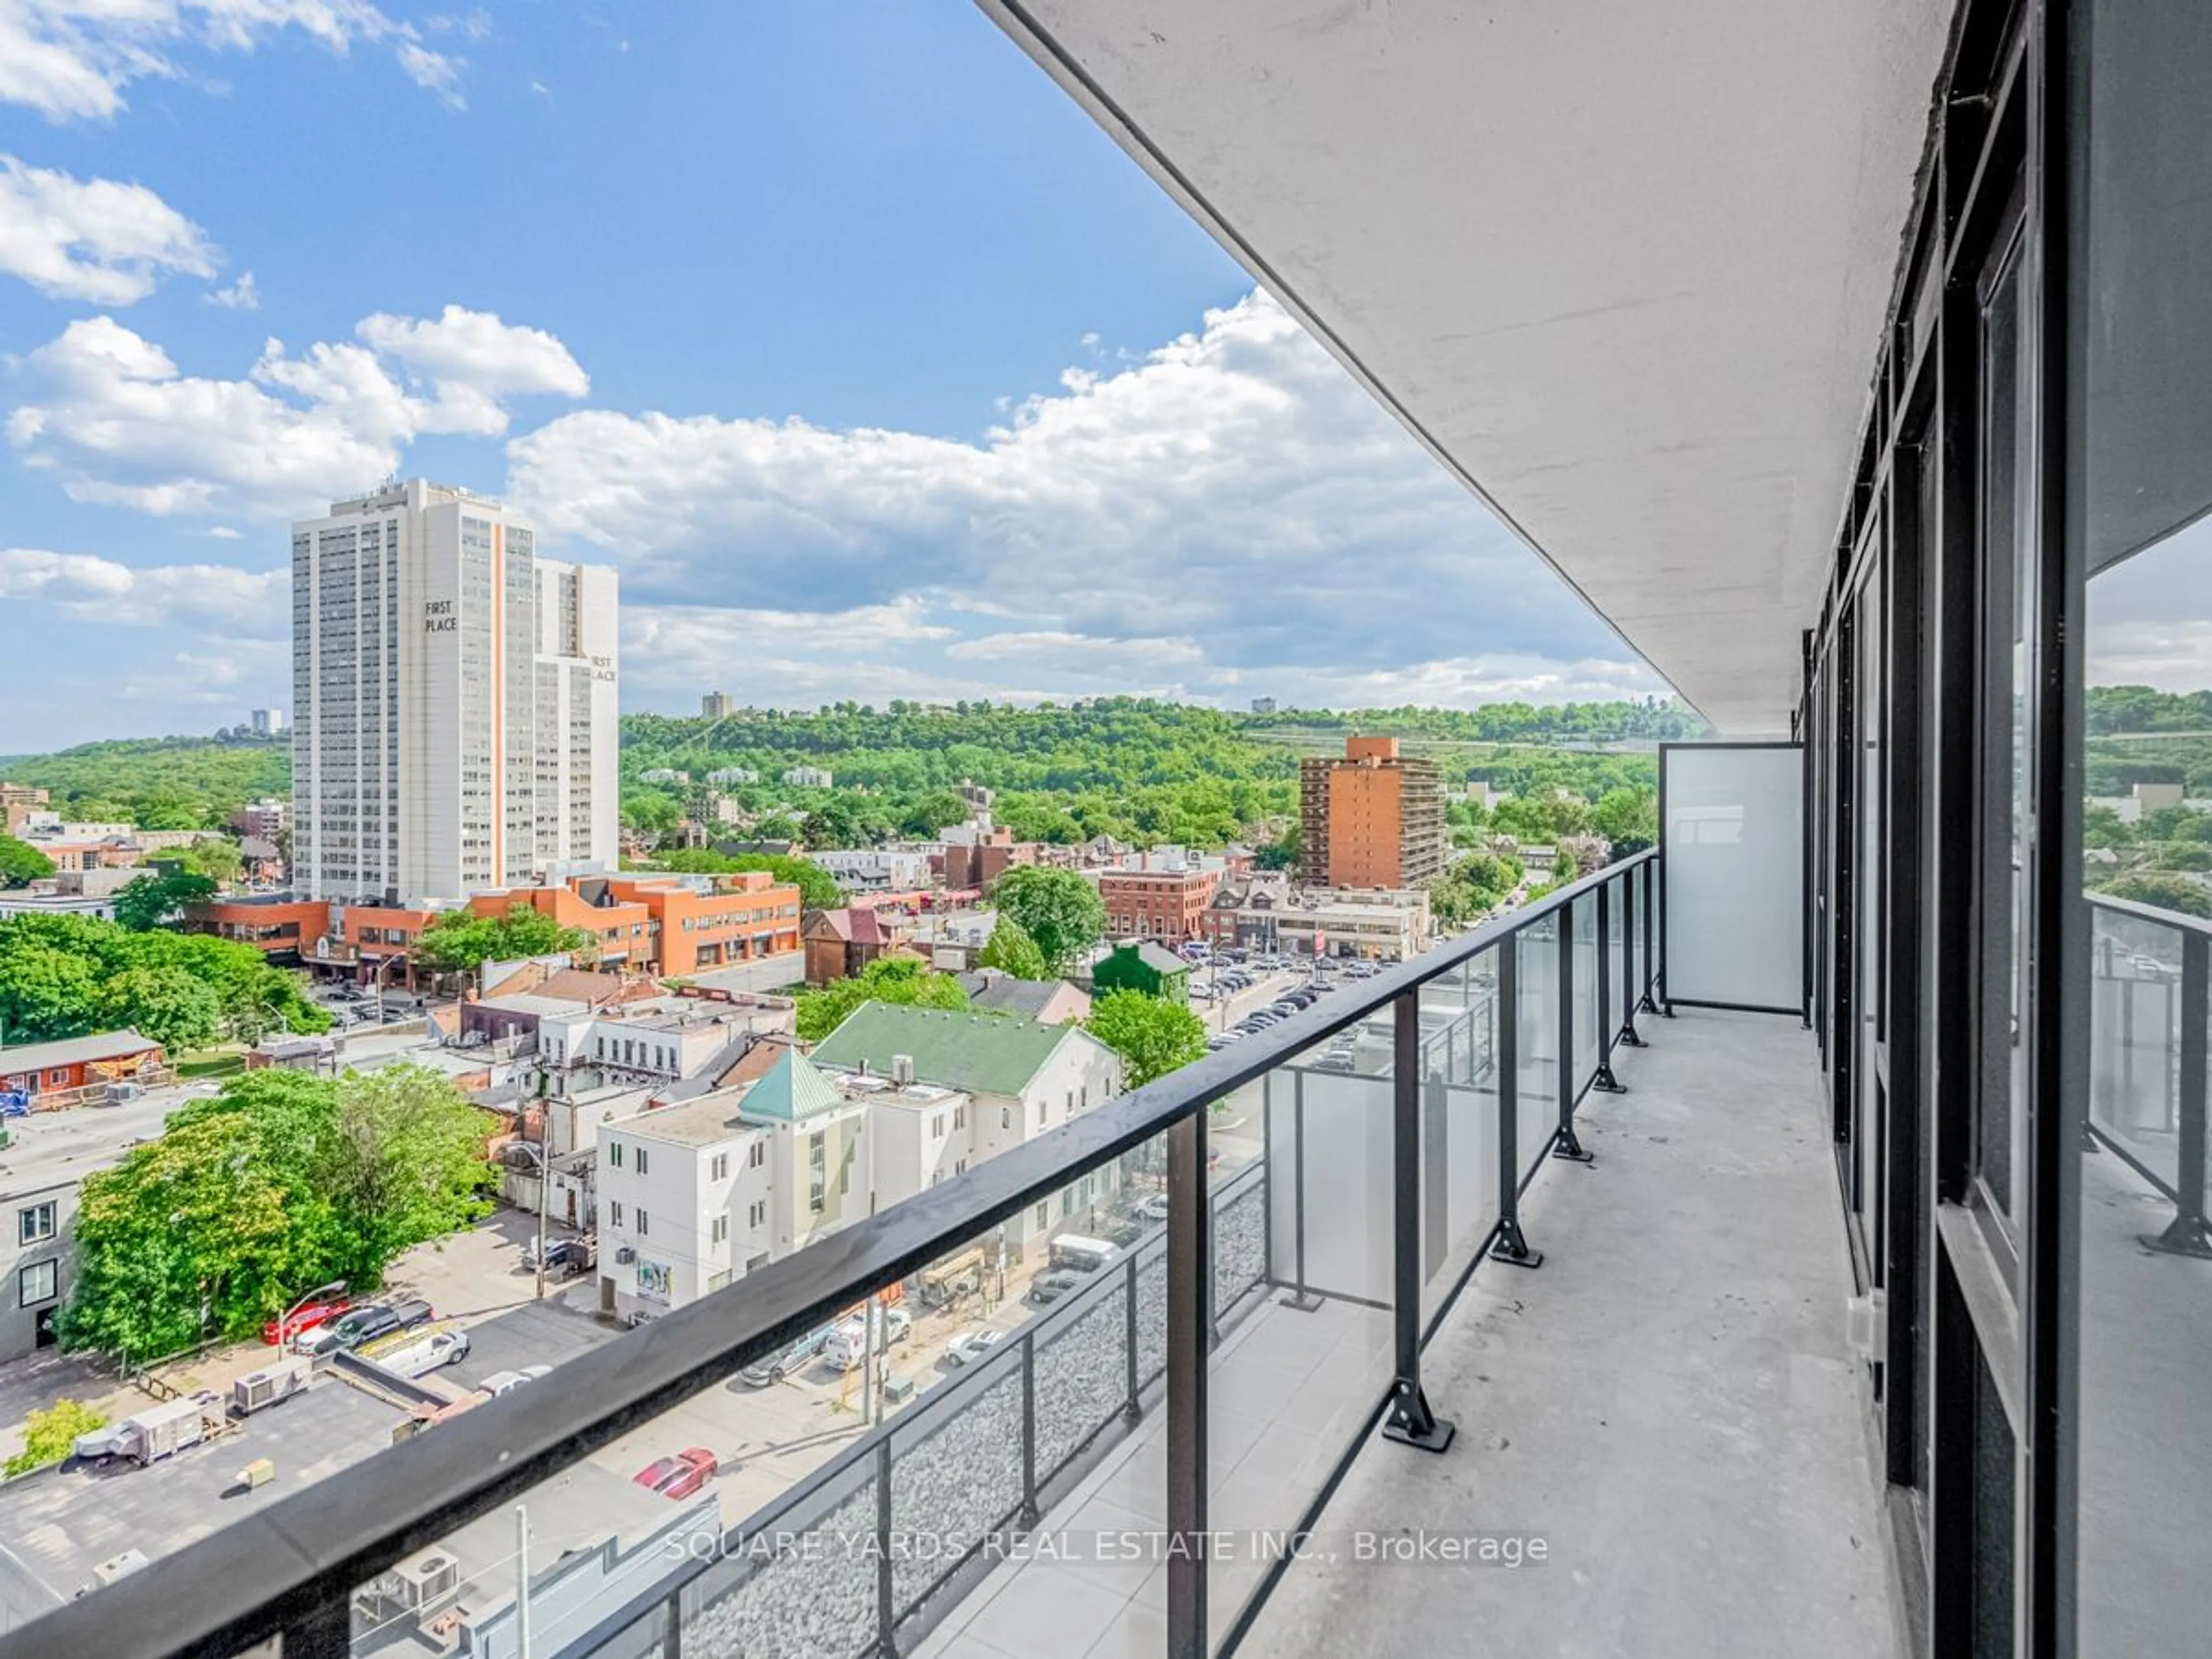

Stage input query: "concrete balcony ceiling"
[{"left": 981, "top": 0, "right": 1955, "bottom": 733}]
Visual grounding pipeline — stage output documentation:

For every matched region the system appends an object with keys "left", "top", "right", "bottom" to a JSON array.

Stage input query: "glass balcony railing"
[
  {"left": 2086, "top": 893, "right": 2212, "bottom": 1259},
  {"left": 6, "top": 851, "right": 1662, "bottom": 1659}
]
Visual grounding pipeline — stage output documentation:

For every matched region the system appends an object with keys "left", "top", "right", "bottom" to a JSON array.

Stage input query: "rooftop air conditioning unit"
[
  {"left": 891, "top": 1054, "right": 915, "bottom": 1086},
  {"left": 391, "top": 1551, "right": 460, "bottom": 1613}
]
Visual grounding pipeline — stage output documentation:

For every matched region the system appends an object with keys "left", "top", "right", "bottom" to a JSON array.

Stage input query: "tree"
[
  {"left": 413, "top": 905, "right": 594, "bottom": 981},
  {"left": 794, "top": 957, "right": 970, "bottom": 1042},
  {"left": 2096, "top": 872, "right": 2212, "bottom": 919},
  {"left": 111, "top": 869, "right": 218, "bottom": 931},
  {"left": 623, "top": 789, "right": 683, "bottom": 842},
  {"left": 1085, "top": 990, "right": 1209, "bottom": 1088},
  {"left": 1252, "top": 822, "right": 1300, "bottom": 872},
  {"left": 174, "top": 838, "right": 244, "bottom": 888},
  {"left": 99, "top": 964, "right": 224, "bottom": 1051},
  {"left": 975, "top": 914, "right": 1052, "bottom": 980},
  {"left": 900, "top": 790, "right": 973, "bottom": 838},
  {"left": 0, "top": 940, "right": 101, "bottom": 1042},
  {"left": 6, "top": 1400, "right": 108, "bottom": 1478},
  {"left": 648, "top": 849, "right": 843, "bottom": 910},
  {"left": 58, "top": 1066, "right": 494, "bottom": 1361},
  {"left": 1593, "top": 787, "right": 1658, "bottom": 854},
  {"left": 0, "top": 835, "right": 54, "bottom": 889},
  {"left": 993, "top": 867, "right": 1108, "bottom": 975}
]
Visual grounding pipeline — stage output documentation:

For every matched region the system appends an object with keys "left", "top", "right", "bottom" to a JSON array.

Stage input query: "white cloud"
[
  {"left": 207, "top": 524, "right": 241, "bottom": 537},
  {"left": 396, "top": 40, "right": 463, "bottom": 108},
  {"left": 0, "top": 546, "right": 285, "bottom": 628},
  {"left": 206, "top": 269, "right": 258, "bottom": 309},
  {"left": 508, "top": 290, "right": 1648, "bottom": 698},
  {"left": 0, "top": 153, "right": 217, "bottom": 302},
  {"left": 426, "top": 9, "right": 490, "bottom": 40},
  {"left": 0, "top": 1, "right": 469, "bottom": 122},
  {"left": 8, "top": 306, "right": 589, "bottom": 516},
  {"left": 357, "top": 303, "right": 589, "bottom": 401}
]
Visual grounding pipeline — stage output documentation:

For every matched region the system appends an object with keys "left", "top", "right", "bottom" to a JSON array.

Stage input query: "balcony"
[{"left": 1, "top": 851, "right": 1908, "bottom": 1659}]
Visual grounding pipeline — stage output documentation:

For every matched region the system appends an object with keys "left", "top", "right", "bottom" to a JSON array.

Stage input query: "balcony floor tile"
[{"left": 1239, "top": 1007, "right": 1899, "bottom": 1659}]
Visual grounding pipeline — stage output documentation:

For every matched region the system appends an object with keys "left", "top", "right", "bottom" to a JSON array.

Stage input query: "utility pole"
[{"left": 514, "top": 1505, "right": 532, "bottom": 1659}]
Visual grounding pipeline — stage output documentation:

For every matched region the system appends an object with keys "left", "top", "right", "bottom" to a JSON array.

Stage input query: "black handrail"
[{"left": 4, "top": 851, "right": 1658, "bottom": 1659}]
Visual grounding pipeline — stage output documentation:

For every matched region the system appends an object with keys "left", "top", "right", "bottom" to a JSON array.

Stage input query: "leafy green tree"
[
  {"left": 0, "top": 940, "right": 101, "bottom": 1041},
  {"left": 993, "top": 866, "right": 1108, "bottom": 975},
  {"left": 1084, "top": 989, "right": 1208, "bottom": 1089},
  {"left": 174, "top": 838, "right": 244, "bottom": 888},
  {"left": 111, "top": 869, "right": 218, "bottom": 932},
  {"left": 59, "top": 1065, "right": 494, "bottom": 1361},
  {"left": 1592, "top": 787, "right": 1658, "bottom": 854},
  {"left": 99, "top": 964, "right": 225, "bottom": 1051},
  {"left": 623, "top": 789, "right": 683, "bottom": 841},
  {"left": 5, "top": 1400, "right": 108, "bottom": 1478},
  {"left": 749, "top": 815, "right": 805, "bottom": 843},
  {"left": 900, "top": 790, "right": 973, "bottom": 838},
  {"left": 58, "top": 1109, "right": 304, "bottom": 1359},
  {"left": 413, "top": 905, "right": 594, "bottom": 981},
  {"left": 0, "top": 835, "right": 55, "bottom": 889},
  {"left": 1552, "top": 849, "right": 1580, "bottom": 885},
  {"left": 1252, "top": 822, "right": 1300, "bottom": 871},
  {"left": 647, "top": 849, "right": 843, "bottom": 910},
  {"left": 2096, "top": 872, "right": 2212, "bottom": 919},
  {"left": 794, "top": 957, "right": 970, "bottom": 1041},
  {"left": 2152, "top": 841, "right": 2212, "bottom": 872},
  {"left": 975, "top": 914, "right": 1052, "bottom": 979}
]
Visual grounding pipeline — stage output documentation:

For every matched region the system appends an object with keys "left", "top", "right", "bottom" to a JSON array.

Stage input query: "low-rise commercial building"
[
  {"left": 812, "top": 846, "right": 936, "bottom": 894},
  {"left": 0, "top": 1030, "right": 166, "bottom": 1105},
  {"left": 1092, "top": 941, "right": 1194, "bottom": 1002}
]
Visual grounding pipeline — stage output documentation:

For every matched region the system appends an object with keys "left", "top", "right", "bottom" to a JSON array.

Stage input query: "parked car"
[
  {"left": 739, "top": 1325, "right": 834, "bottom": 1387},
  {"left": 1027, "top": 1271, "right": 1082, "bottom": 1306},
  {"left": 635, "top": 1447, "right": 718, "bottom": 1500},
  {"left": 296, "top": 1298, "right": 432, "bottom": 1355},
  {"left": 479, "top": 1366, "right": 552, "bottom": 1397},
  {"left": 263, "top": 1295, "right": 351, "bottom": 1347},
  {"left": 362, "top": 1325, "right": 469, "bottom": 1379},
  {"left": 944, "top": 1328, "right": 1007, "bottom": 1368},
  {"left": 821, "top": 1306, "right": 914, "bottom": 1371},
  {"left": 1133, "top": 1194, "right": 1171, "bottom": 1223},
  {"left": 522, "top": 1236, "right": 595, "bottom": 1279}
]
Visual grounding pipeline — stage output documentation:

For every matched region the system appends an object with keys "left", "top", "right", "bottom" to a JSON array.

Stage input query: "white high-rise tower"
[{"left": 290, "top": 480, "right": 619, "bottom": 907}]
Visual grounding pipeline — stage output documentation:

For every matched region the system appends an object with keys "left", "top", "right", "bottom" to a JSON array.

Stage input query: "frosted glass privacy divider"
[{"left": 1659, "top": 741, "right": 1806, "bottom": 1014}]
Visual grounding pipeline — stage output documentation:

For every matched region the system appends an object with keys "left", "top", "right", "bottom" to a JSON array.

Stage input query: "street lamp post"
[
  {"left": 516, "top": 1142, "right": 551, "bottom": 1300},
  {"left": 278, "top": 1278, "right": 346, "bottom": 1349}
]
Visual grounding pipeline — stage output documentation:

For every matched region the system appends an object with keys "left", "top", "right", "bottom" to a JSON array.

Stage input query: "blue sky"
[{"left": 0, "top": 2, "right": 1663, "bottom": 748}]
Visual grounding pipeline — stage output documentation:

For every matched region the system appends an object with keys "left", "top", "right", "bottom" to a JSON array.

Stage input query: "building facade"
[
  {"left": 1098, "top": 862, "right": 1221, "bottom": 944},
  {"left": 249, "top": 708, "right": 286, "bottom": 736},
  {"left": 290, "top": 480, "right": 619, "bottom": 908},
  {"left": 1298, "top": 735, "right": 1445, "bottom": 889},
  {"left": 699, "top": 692, "right": 734, "bottom": 719}
]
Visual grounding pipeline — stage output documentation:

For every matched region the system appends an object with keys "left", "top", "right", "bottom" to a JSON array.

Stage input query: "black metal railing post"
[
  {"left": 1165, "top": 1108, "right": 1209, "bottom": 1659},
  {"left": 2142, "top": 928, "right": 2212, "bottom": 1258},
  {"left": 1654, "top": 855, "right": 1675, "bottom": 1017},
  {"left": 1123, "top": 1253, "right": 1143, "bottom": 1424},
  {"left": 1619, "top": 868, "right": 1646, "bottom": 1048},
  {"left": 1491, "top": 939, "right": 1544, "bottom": 1268},
  {"left": 1638, "top": 858, "right": 1659, "bottom": 1014},
  {"left": 1589, "top": 879, "right": 1625, "bottom": 1101},
  {"left": 1018, "top": 1331, "right": 1040, "bottom": 1527},
  {"left": 1282, "top": 1070, "right": 1323, "bottom": 1312},
  {"left": 1381, "top": 991, "right": 1456, "bottom": 1451},
  {"left": 876, "top": 1437, "right": 899, "bottom": 1657}
]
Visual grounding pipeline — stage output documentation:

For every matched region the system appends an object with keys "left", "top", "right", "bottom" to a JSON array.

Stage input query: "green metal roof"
[
  {"left": 809, "top": 1003, "right": 1093, "bottom": 1099},
  {"left": 736, "top": 1048, "right": 846, "bottom": 1123}
]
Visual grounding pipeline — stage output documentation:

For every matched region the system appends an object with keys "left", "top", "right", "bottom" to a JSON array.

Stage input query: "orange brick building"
[
  {"left": 603, "top": 872, "right": 804, "bottom": 975},
  {"left": 1099, "top": 863, "right": 1222, "bottom": 945},
  {"left": 181, "top": 897, "right": 333, "bottom": 959},
  {"left": 1299, "top": 736, "right": 1445, "bottom": 889}
]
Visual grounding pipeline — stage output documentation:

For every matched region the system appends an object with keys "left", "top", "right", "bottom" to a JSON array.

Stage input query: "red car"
[
  {"left": 263, "top": 1296, "right": 351, "bottom": 1346},
  {"left": 634, "top": 1448, "right": 718, "bottom": 1500}
]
